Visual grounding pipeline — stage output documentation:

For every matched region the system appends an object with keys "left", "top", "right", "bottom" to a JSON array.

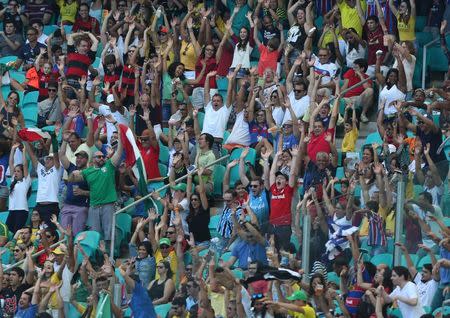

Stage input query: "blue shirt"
[
  {"left": 249, "top": 190, "right": 269, "bottom": 226},
  {"left": 0, "top": 154, "right": 8, "bottom": 186},
  {"left": 130, "top": 283, "right": 157, "bottom": 318},
  {"left": 231, "top": 240, "right": 268, "bottom": 269},
  {"left": 65, "top": 163, "right": 89, "bottom": 206},
  {"left": 129, "top": 243, "right": 156, "bottom": 288},
  {"left": 274, "top": 133, "right": 299, "bottom": 150},
  {"left": 217, "top": 206, "right": 242, "bottom": 239},
  {"left": 14, "top": 304, "right": 38, "bottom": 318}
]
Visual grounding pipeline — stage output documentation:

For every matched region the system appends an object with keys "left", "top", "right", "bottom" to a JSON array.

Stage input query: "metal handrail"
[
  {"left": 4, "top": 238, "right": 66, "bottom": 271},
  {"left": 422, "top": 31, "right": 450, "bottom": 89},
  {"left": 110, "top": 154, "right": 230, "bottom": 255}
]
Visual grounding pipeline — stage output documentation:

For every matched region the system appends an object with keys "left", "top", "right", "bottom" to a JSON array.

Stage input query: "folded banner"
[
  {"left": 18, "top": 128, "right": 51, "bottom": 142},
  {"left": 118, "top": 124, "right": 148, "bottom": 200}
]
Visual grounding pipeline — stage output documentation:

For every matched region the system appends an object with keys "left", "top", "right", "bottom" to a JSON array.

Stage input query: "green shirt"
[
  {"left": 227, "top": 0, "right": 251, "bottom": 35},
  {"left": 195, "top": 149, "right": 215, "bottom": 185},
  {"left": 81, "top": 160, "right": 117, "bottom": 206},
  {"left": 162, "top": 72, "right": 186, "bottom": 101}
]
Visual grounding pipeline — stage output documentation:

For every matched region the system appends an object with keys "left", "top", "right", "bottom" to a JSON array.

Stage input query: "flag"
[
  {"left": 118, "top": 124, "right": 148, "bottom": 203},
  {"left": 130, "top": 283, "right": 157, "bottom": 318},
  {"left": 18, "top": 128, "right": 51, "bottom": 141},
  {"left": 96, "top": 292, "right": 111, "bottom": 318}
]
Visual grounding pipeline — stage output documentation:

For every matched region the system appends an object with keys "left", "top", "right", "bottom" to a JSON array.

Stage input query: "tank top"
[{"left": 148, "top": 278, "right": 170, "bottom": 301}]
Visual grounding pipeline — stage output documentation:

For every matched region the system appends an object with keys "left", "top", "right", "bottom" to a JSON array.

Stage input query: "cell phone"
[{"left": 187, "top": 164, "right": 196, "bottom": 173}]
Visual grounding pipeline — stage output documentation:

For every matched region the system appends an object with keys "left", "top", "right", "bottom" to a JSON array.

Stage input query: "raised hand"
[
  {"left": 240, "top": 147, "right": 249, "bottom": 159},
  {"left": 227, "top": 159, "right": 239, "bottom": 168}
]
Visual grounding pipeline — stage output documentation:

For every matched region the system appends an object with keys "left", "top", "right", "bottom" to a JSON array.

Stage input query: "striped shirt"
[
  {"left": 24, "top": 2, "right": 53, "bottom": 24},
  {"left": 217, "top": 206, "right": 242, "bottom": 239}
]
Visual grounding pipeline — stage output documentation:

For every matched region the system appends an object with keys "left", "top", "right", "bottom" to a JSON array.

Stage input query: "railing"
[
  {"left": 422, "top": 32, "right": 450, "bottom": 89},
  {"left": 110, "top": 154, "right": 231, "bottom": 256},
  {"left": 4, "top": 238, "right": 66, "bottom": 271}
]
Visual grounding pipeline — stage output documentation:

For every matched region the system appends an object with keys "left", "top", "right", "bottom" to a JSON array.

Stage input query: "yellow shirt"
[
  {"left": 209, "top": 289, "right": 226, "bottom": 318},
  {"left": 180, "top": 40, "right": 197, "bottom": 71},
  {"left": 48, "top": 272, "right": 61, "bottom": 309},
  {"left": 396, "top": 13, "right": 416, "bottom": 41},
  {"left": 321, "top": 29, "right": 342, "bottom": 48},
  {"left": 57, "top": 0, "right": 78, "bottom": 23},
  {"left": 338, "top": 0, "right": 366, "bottom": 37},
  {"left": 288, "top": 305, "right": 316, "bottom": 318},
  {"left": 342, "top": 127, "right": 359, "bottom": 152},
  {"left": 154, "top": 249, "right": 177, "bottom": 281}
]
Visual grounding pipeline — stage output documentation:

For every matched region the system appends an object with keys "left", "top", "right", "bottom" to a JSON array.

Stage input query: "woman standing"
[
  {"left": 6, "top": 143, "right": 31, "bottom": 233},
  {"left": 378, "top": 266, "right": 425, "bottom": 317},
  {"left": 186, "top": 169, "right": 211, "bottom": 247},
  {"left": 389, "top": 0, "right": 416, "bottom": 43},
  {"left": 147, "top": 260, "right": 176, "bottom": 305},
  {"left": 0, "top": 90, "right": 25, "bottom": 139},
  {"left": 129, "top": 219, "right": 156, "bottom": 288}
]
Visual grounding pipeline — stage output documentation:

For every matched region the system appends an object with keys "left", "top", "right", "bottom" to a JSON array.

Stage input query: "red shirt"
[
  {"left": 258, "top": 44, "right": 280, "bottom": 76},
  {"left": 269, "top": 184, "right": 294, "bottom": 226},
  {"left": 363, "top": 24, "right": 386, "bottom": 65},
  {"left": 343, "top": 69, "right": 372, "bottom": 98},
  {"left": 216, "top": 44, "right": 233, "bottom": 77},
  {"left": 307, "top": 128, "right": 334, "bottom": 163},
  {"left": 73, "top": 17, "right": 100, "bottom": 35},
  {"left": 195, "top": 57, "right": 217, "bottom": 88},
  {"left": 138, "top": 142, "right": 161, "bottom": 180}
]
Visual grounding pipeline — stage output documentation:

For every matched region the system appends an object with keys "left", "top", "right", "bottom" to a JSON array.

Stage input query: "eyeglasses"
[{"left": 252, "top": 293, "right": 263, "bottom": 299}]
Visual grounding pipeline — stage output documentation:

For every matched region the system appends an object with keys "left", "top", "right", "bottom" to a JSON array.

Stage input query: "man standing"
[
  {"left": 69, "top": 120, "right": 123, "bottom": 246},
  {"left": 59, "top": 131, "right": 90, "bottom": 236},
  {"left": 72, "top": 3, "right": 100, "bottom": 35},
  {"left": 25, "top": 136, "right": 62, "bottom": 229},
  {"left": 15, "top": 27, "right": 46, "bottom": 71},
  {"left": 0, "top": 267, "right": 32, "bottom": 317}
]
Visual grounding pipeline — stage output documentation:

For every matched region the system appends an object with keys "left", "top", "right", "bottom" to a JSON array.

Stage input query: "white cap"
[
  {"left": 388, "top": 144, "right": 397, "bottom": 154},
  {"left": 106, "top": 94, "right": 114, "bottom": 104}
]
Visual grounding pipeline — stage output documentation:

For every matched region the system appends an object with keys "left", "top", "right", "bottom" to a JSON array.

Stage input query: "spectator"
[
  {"left": 72, "top": 3, "right": 100, "bottom": 36},
  {"left": 15, "top": 27, "right": 47, "bottom": 71},
  {"left": 0, "top": 21, "right": 23, "bottom": 57}
]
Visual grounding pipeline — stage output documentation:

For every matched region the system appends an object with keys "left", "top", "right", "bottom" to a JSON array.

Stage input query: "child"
[
  {"left": 253, "top": 17, "right": 285, "bottom": 78},
  {"left": 342, "top": 102, "right": 359, "bottom": 153}
]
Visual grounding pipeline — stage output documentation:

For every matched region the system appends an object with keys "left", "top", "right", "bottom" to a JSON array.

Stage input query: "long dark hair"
[
  {"left": 10, "top": 164, "right": 24, "bottom": 194},
  {"left": 385, "top": 68, "right": 399, "bottom": 89},
  {"left": 167, "top": 62, "right": 186, "bottom": 80},
  {"left": 237, "top": 27, "right": 250, "bottom": 51},
  {"left": 160, "top": 260, "right": 173, "bottom": 279}
]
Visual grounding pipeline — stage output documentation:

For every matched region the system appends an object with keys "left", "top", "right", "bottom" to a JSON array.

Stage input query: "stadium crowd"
[{"left": 0, "top": 0, "right": 449, "bottom": 317}]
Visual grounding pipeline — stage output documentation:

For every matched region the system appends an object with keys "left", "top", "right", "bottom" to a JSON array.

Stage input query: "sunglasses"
[
  {"left": 252, "top": 293, "right": 263, "bottom": 299},
  {"left": 48, "top": 88, "right": 57, "bottom": 92},
  {"left": 160, "top": 245, "right": 170, "bottom": 249},
  {"left": 95, "top": 155, "right": 105, "bottom": 159},
  {"left": 13, "top": 249, "right": 22, "bottom": 252}
]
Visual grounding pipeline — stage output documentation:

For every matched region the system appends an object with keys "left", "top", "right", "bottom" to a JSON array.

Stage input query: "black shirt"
[{"left": 0, "top": 283, "right": 32, "bottom": 317}]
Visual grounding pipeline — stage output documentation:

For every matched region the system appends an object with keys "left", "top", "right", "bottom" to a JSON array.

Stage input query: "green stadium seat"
[
  {"left": 216, "top": 77, "right": 228, "bottom": 91},
  {"left": 23, "top": 107, "right": 37, "bottom": 127},
  {"left": 228, "top": 147, "right": 256, "bottom": 188},
  {"left": 364, "top": 132, "right": 382, "bottom": 146},
  {"left": 223, "top": 130, "right": 230, "bottom": 144},
  {"left": 9, "top": 70, "right": 25, "bottom": 83},
  {"left": 155, "top": 303, "right": 172, "bottom": 318},
  {"left": 213, "top": 165, "right": 226, "bottom": 196},
  {"left": 0, "top": 211, "right": 8, "bottom": 223},
  {"left": 415, "top": 32, "right": 433, "bottom": 47},
  {"left": 0, "top": 55, "right": 17, "bottom": 65},
  {"left": 417, "top": 254, "right": 441, "bottom": 270},
  {"left": 75, "top": 231, "right": 101, "bottom": 264},
  {"left": 158, "top": 163, "right": 168, "bottom": 176},
  {"left": 370, "top": 253, "right": 393, "bottom": 267},
  {"left": 208, "top": 214, "right": 220, "bottom": 237},
  {"left": 22, "top": 91, "right": 39, "bottom": 108},
  {"left": 197, "top": 111, "right": 205, "bottom": 130},
  {"left": 93, "top": 57, "right": 101, "bottom": 69},
  {"left": 427, "top": 47, "right": 449, "bottom": 72},
  {"left": 400, "top": 254, "right": 418, "bottom": 267},
  {"left": 43, "top": 25, "right": 58, "bottom": 35},
  {"left": 415, "top": 16, "right": 427, "bottom": 32},
  {"left": 159, "top": 145, "right": 170, "bottom": 165},
  {"left": 387, "top": 307, "right": 402, "bottom": 318}
]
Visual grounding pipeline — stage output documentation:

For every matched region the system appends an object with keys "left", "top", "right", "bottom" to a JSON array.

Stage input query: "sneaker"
[{"left": 360, "top": 114, "right": 369, "bottom": 123}]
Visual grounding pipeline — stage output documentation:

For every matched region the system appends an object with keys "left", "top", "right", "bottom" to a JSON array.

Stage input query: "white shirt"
[
  {"left": 169, "top": 197, "right": 190, "bottom": 234},
  {"left": 413, "top": 272, "right": 439, "bottom": 307},
  {"left": 272, "top": 106, "right": 285, "bottom": 126},
  {"left": 313, "top": 55, "right": 338, "bottom": 84},
  {"left": 413, "top": 203, "right": 443, "bottom": 248},
  {"left": 36, "top": 163, "right": 63, "bottom": 203},
  {"left": 283, "top": 92, "right": 310, "bottom": 124},
  {"left": 389, "top": 282, "right": 425, "bottom": 318},
  {"left": 231, "top": 42, "right": 252, "bottom": 69},
  {"left": 202, "top": 102, "right": 232, "bottom": 139},
  {"left": 225, "top": 110, "right": 251, "bottom": 146},
  {"left": 379, "top": 84, "right": 406, "bottom": 115},
  {"left": 423, "top": 184, "right": 443, "bottom": 206},
  {"left": 8, "top": 175, "right": 31, "bottom": 211},
  {"left": 393, "top": 55, "right": 416, "bottom": 92},
  {"left": 344, "top": 43, "right": 367, "bottom": 68},
  {"left": 60, "top": 266, "right": 74, "bottom": 302},
  {"left": 98, "top": 104, "right": 129, "bottom": 144}
]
